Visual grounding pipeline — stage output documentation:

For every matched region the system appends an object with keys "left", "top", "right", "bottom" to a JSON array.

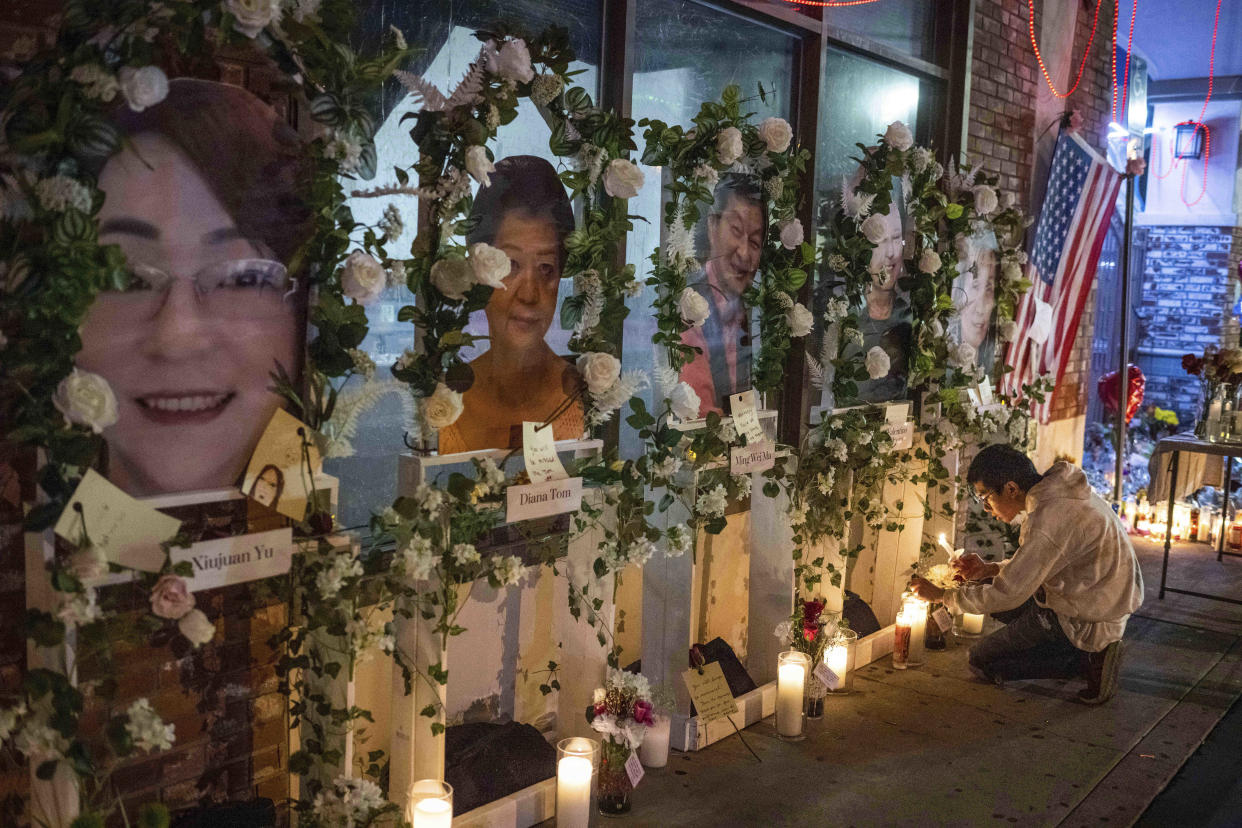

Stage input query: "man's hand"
[
  {"left": 910, "top": 576, "right": 944, "bottom": 602},
  {"left": 951, "top": 552, "right": 997, "bottom": 582}
]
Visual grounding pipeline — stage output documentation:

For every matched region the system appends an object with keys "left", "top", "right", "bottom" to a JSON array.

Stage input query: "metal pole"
[{"left": 1113, "top": 173, "right": 1136, "bottom": 506}]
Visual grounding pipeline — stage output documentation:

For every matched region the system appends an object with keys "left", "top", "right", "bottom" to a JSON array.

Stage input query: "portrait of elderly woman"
[
  {"left": 952, "top": 229, "right": 999, "bottom": 374},
  {"left": 850, "top": 181, "right": 912, "bottom": 403},
  {"left": 678, "top": 174, "right": 765, "bottom": 416},
  {"left": 76, "top": 79, "right": 311, "bottom": 497},
  {"left": 438, "top": 156, "right": 583, "bottom": 453}
]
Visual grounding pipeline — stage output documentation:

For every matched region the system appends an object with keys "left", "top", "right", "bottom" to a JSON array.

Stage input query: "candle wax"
[
  {"left": 776, "top": 662, "right": 806, "bottom": 737},
  {"left": 962, "top": 612, "right": 984, "bottom": 634},
  {"left": 412, "top": 798, "right": 451, "bottom": 828}
]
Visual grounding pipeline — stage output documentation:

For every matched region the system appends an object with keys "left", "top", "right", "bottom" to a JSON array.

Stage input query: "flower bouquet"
[
  {"left": 586, "top": 669, "right": 654, "bottom": 815},
  {"left": 774, "top": 597, "right": 837, "bottom": 716},
  {"left": 916, "top": 564, "right": 961, "bottom": 650},
  {"left": 1183, "top": 346, "right": 1242, "bottom": 441}
]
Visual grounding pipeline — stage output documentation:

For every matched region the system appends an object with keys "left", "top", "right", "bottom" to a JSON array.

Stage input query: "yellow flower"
[
  {"left": 685, "top": 449, "right": 696, "bottom": 463},
  {"left": 1153, "top": 407, "right": 1179, "bottom": 427}
]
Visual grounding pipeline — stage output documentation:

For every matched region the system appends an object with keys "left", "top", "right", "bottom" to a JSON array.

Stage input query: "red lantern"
[{"left": 1098, "top": 364, "right": 1146, "bottom": 424}]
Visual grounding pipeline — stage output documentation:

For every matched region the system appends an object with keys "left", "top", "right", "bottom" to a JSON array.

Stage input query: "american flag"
[{"left": 1002, "top": 131, "right": 1122, "bottom": 422}]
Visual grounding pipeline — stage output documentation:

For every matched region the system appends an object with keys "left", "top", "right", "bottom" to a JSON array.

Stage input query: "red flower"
[
  {"left": 801, "top": 599, "right": 826, "bottom": 642},
  {"left": 633, "top": 699, "right": 655, "bottom": 726},
  {"left": 594, "top": 703, "right": 608, "bottom": 717},
  {"left": 1182, "top": 354, "right": 1203, "bottom": 376}
]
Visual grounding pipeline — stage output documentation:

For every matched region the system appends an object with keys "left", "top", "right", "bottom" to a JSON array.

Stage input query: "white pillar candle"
[
  {"left": 412, "top": 798, "right": 452, "bottom": 828},
  {"left": 962, "top": 612, "right": 984, "bottom": 635},
  {"left": 893, "top": 609, "right": 912, "bottom": 669},
  {"left": 903, "top": 597, "right": 927, "bottom": 665},
  {"left": 776, "top": 651, "right": 809, "bottom": 738},
  {"left": 556, "top": 756, "right": 593, "bottom": 828},
  {"left": 638, "top": 714, "right": 671, "bottom": 768}
]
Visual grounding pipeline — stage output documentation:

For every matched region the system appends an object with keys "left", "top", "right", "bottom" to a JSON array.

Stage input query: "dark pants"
[{"left": 969, "top": 598, "right": 1086, "bottom": 683}]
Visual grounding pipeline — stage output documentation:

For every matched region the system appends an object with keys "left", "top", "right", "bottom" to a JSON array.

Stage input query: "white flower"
[
  {"left": 716, "top": 126, "right": 744, "bottom": 165},
  {"left": 828, "top": 253, "right": 849, "bottom": 273},
  {"left": 589, "top": 370, "right": 646, "bottom": 421},
  {"left": 469, "top": 242, "right": 510, "bottom": 290},
  {"left": 388, "top": 260, "right": 408, "bottom": 288},
  {"left": 465, "top": 145, "right": 495, "bottom": 187},
  {"left": 313, "top": 776, "right": 388, "bottom": 827},
  {"left": 117, "top": 65, "right": 168, "bottom": 112},
  {"left": 424, "top": 382, "right": 464, "bottom": 429},
  {"left": 602, "top": 159, "right": 644, "bottom": 200},
  {"left": 0, "top": 702, "right": 26, "bottom": 743},
  {"left": 865, "top": 346, "right": 891, "bottom": 380},
  {"left": 125, "top": 698, "right": 174, "bottom": 753},
  {"left": 35, "top": 176, "right": 92, "bottom": 213},
  {"left": 430, "top": 257, "right": 474, "bottom": 301},
  {"left": 697, "top": 484, "right": 728, "bottom": 519},
  {"left": 911, "top": 147, "right": 933, "bottom": 173},
  {"left": 786, "top": 302, "right": 813, "bottom": 337},
  {"left": 827, "top": 438, "right": 848, "bottom": 463},
  {"left": 973, "top": 185, "right": 998, "bottom": 215},
  {"left": 225, "top": 0, "right": 281, "bottom": 38},
  {"left": 397, "top": 535, "right": 435, "bottom": 580},
  {"left": 177, "top": 608, "right": 214, "bottom": 647},
  {"left": 1029, "top": 298, "right": 1054, "bottom": 345},
  {"left": 918, "top": 248, "right": 942, "bottom": 274},
  {"left": 816, "top": 470, "right": 835, "bottom": 495},
  {"left": 289, "top": 0, "right": 322, "bottom": 23},
  {"left": 859, "top": 213, "right": 888, "bottom": 245},
  {"left": 340, "top": 251, "right": 385, "bottom": 306},
  {"left": 452, "top": 543, "right": 480, "bottom": 567},
  {"left": 530, "top": 72, "right": 564, "bottom": 106},
  {"left": 315, "top": 553, "right": 363, "bottom": 599},
  {"left": 997, "top": 319, "right": 1017, "bottom": 342},
  {"left": 493, "top": 555, "right": 527, "bottom": 587},
  {"left": 773, "top": 620, "right": 793, "bottom": 643},
  {"left": 394, "top": 348, "right": 416, "bottom": 372},
  {"left": 883, "top": 121, "right": 914, "bottom": 151},
  {"left": 14, "top": 719, "right": 67, "bottom": 762},
  {"left": 379, "top": 204, "right": 403, "bottom": 242},
  {"left": 494, "top": 38, "right": 535, "bottom": 83},
  {"left": 577, "top": 352, "right": 622, "bottom": 395},
  {"left": 477, "top": 456, "right": 506, "bottom": 491},
  {"left": 733, "top": 473, "right": 752, "bottom": 499},
  {"left": 844, "top": 327, "right": 864, "bottom": 347},
  {"left": 779, "top": 219, "right": 804, "bottom": 250},
  {"left": 325, "top": 133, "right": 362, "bottom": 173},
  {"left": 348, "top": 348, "right": 376, "bottom": 379},
  {"left": 666, "top": 526, "right": 693, "bottom": 559},
  {"left": 841, "top": 176, "right": 875, "bottom": 220},
  {"left": 950, "top": 341, "right": 977, "bottom": 368},
  {"left": 69, "top": 64, "right": 118, "bottom": 101},
  {"left": 758, "top": 117, "right": 793, "bottom": 153},
  {"left": 678, "top": 288, "right": 710, "bottom": 328},
  {"left": 1002, "top": 259, "right": 1023, "bottom": 283},
  {"left": 669, "top": 381, "right": 701, "bottom": 421},
  {"left": 68, "top": 544, "right": 108, "bottom": 582},
  {"left": 53, "top": 369, "right": 118, "bottom": 434},
  {"left": 693, "top": 164, "right": 719, "bottom": 188},
  {"left": 56, "top": 588, "right": 102, "bottom": 628}
]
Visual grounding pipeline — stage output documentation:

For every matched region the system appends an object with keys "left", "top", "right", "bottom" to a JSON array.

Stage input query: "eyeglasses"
[
  {"left": 95, "top": 259, "right": 297, "bottom": 320},
  {"left": 970, "top": 487, "right": 999, "bottom": 508}
]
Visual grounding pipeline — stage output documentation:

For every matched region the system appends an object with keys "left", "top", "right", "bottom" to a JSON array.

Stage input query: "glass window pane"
[
  {"left": 622, "top": 0, "right": 799, "bottom": 457},
  {"left": 824, "top": 0, "right": 937, "bottom": 64}
]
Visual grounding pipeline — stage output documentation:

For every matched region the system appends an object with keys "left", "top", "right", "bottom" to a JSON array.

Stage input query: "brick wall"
[{"left": 968, "top": 0, "right": 1113, "bottom": 422}]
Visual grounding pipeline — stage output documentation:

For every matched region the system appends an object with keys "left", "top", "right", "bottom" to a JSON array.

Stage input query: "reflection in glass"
[{"left": 824, "top": 0, "right": 937, "bottom": 63}]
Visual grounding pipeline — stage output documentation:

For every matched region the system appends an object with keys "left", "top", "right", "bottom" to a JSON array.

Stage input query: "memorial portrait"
[
  {"left": 438, "top": 156, "right": 583, "bottom": 453},
  {"left": 952, "top": 228, "right": 999, "bottom": 376},
  {"left": 76, "top": 79, "right": 311, "bottom": 498},
  {"left": 678, "top": 174, "right": 765, "bottom": 417},
  {"left": 850, "top": 178, "right": 911, "bottom": 403}
]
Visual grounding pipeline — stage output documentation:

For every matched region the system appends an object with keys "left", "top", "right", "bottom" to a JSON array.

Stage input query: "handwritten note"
[
  {"left": 169, "top": 527, "right": 293, "bottom": 591},
  {"left": 729, "top": 390, "right": 766, "bottom": 446},
  {"left": 730, "top": 441, "right": 775, "bottom": 475},
  {"left": 977, "top": 381, "right": 994, "bottom": 406},
  {"left": 682, "top": 662, "right": 738, "bottom": 723},
  {"left": 813, "top": 660, "right": 843, "bottom": 691},
  {"left": 53, "top": 469, "right": 180, "bottom": 572},
  {"left": 931, "top": 606, "right": 954, "bottom": 634},
  {"left": 506, "top": 477, "right": 583, "bottom": 522},
  {"left": 885, "top": 401, "right": 912, "bottom": 424},
  {"left": 625, "top": 750, "right": 645, "bottom": 788},
  {"left": 243, "top": 409, "right": 322, "bottom": 521},
  {"left": 522, "top": 421, "right": 568, "bottom": 484}
]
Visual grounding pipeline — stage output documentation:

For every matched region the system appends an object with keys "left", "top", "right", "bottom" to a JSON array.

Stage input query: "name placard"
[
  {"left": 884, "top": 420, "right": 914, "bottom": 450},
  {"left": 730, "top": 440, "right": 775, "bottom": 475},
  {"left": 170, "top": 527, "right": 293, "bottom": 591},
  {"left": 682, "top": 662, "right": 739, "bottom": 723},
  {"left": 505, "top": 477, "right": 583, "bottom": 522}
]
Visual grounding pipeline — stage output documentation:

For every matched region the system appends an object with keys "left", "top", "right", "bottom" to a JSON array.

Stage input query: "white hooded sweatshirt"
[{"left": 944, "top": 461, "right": 1144, "bottom": 652}]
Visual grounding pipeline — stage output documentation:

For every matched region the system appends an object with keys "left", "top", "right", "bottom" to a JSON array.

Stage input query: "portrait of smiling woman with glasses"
[{"left": 76, "top": 79, "right": 310, "bottom": 497}]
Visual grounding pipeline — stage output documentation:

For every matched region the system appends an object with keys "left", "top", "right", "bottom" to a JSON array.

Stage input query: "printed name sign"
[
  {"left": 54, "top": 469, "right": 181, "bottom": 572},
  {"left": 682, "top": 662, "right": 739, "bottom": 723},
  {"left": 506, "top": 476, "right": 583, "bottom": 522},
  {"left": 884, "top": 420, "right": 914, "bottom": 450},
  {"left": 170, "top": 527, "right": 293, "bottom": 591},
  {"left": 730, "top": 441, "right": 775, "bottom": 475}
]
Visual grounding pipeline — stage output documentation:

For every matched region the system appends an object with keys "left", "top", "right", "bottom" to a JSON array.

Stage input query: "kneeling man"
[{"left": 912, "top": 444, "right": 1143, "bottom": 704}]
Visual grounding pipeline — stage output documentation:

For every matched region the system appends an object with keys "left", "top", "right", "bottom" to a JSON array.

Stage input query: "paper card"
[
  {"left": 169, "top": 527, "right": 293, "bottom": 591},
  {"left": 522, "top": 421, "right": 568, "bottom": 484},
  {"left": 885, "top": 401, "right": 912, "bottom": 424},
  {"left": 730, "top": 440, "right": 775, "bottom": 475},
  {"left": 506, "top": 477, "right": 583, "bottom": 522},
  {"left": 53, "top": 469, "right": 180, "bottom": 572},
  {"left": 977, "top": 381, "right": 994, "bottom": 406},
  {"left": 625, "top": 750, "right": 645, "bottom": 788},
  {"left": 682, "top": 662, "right": 739, "bottom": 723},
  {"left": 242, "top": 408, "right": 322, "bottom": 521},
  {"left": 966, "top": 387, "right": 982, "bottom": 408},
  {"left": 932, "top": 606, "right": 954, "bottom": 634},
  {"left": 884, "top": 420, "right": 914, "bottom": 451},
  {"left": 813, "top": 660, "right": 843, "bottom": 691},
  {"left": 728, "top": 390, "right": 766, "bottom": 446}
]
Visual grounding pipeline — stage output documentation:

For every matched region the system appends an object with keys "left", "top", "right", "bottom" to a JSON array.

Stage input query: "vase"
[
  {"left": 597, "top": 737, "right": 632, "bottom": 816},
  {"left": 925, "top": 602, "right": 947, "bottom": 650},
  {"left": 805, "top": 676, "right": 826, "bottom": 719},
  {"left": 1198, "top": 382, "right": 1226, "bottom": 442}
]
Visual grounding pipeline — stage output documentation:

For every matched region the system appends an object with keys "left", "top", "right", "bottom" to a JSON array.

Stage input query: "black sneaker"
[{"left": 1078, "top": 641, "right": 1122, "bottom": 705}]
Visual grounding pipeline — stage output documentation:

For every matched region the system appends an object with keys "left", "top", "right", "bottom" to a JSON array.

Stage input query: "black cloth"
[
  {"left": 843, "top": 590, "right": 881, "bottom": 637},
  {"left": 445, "top": 721, "right": 556, "bottom": 814},
  {"left": 688, "top": 637, "right": 757, "bottom": 717},
  {"left": 172, "top": 800, "right": 275, "bottom": 828}
]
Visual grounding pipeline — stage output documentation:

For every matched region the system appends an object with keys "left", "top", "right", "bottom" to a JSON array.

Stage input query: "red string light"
[
  {"left": 1028, "top": 0, "right": 1103, "bottom": 99},
  {"left": 1111, "top": 0, "right": 1138, "bottom": 124},
  {"left": 780, "top": 0, "right": 883, "bottom": 6}
]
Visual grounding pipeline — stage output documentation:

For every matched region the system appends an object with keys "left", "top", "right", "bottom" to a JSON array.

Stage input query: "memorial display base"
[
  {"left": 670, "top": 680, "right": 777, "bottom": 752},
  {"left": 452, "top": 778, "right": 555, "bottom": 828}
]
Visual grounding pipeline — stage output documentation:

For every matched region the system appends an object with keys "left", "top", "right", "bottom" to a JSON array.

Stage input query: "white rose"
[
  {"left": 973, "top": 185, "right": 999, "bottom": 215},
  {"left": 468, "top": 242, "right": 510, "bottom": 290},
  {"left": 430, "top": 257, "right": 474, "bottom": 301},
  {"left": 865, "top": 346, "right": 891, "bottom": 380},
  {"left": 340, "top": 251, "right": 385, "bottom": 305},
  {"left": 669, "top": 381, "right": 701, "bottom": 421},
  {"left": 69, "top": 544, "right": 108, "bottom": 582},
  {"left": 53, "top": 369, "right": 118, "bottom": 434},
  {"left": 918, "top": 248, "right": 942, "bottom": 274},
  {"left": 177, "top": 609, "right": 215, "bottom": 648},
  {"left": 911, "top": 147, "right": 933, "bottom": 173},
  {"left": 424, "top": 382, "right": 464, "bottom": 430},
  {"left": 117, "top": 65, "right": 168, "bottom": 113},
  {"left": 883, "top": 121, "right": 914, "bottom": 151},
  {"left": 678, "top": 288, "right": 710, "bottom": 328},
  {"left": 786, "top": 302, "right": 813, "bottom": 337},
  {"left": 465, "top": 145, "right": 495, "bottom": 187},
  {"left": 576, "top": 352, "right": 621, "bottom": 395},
  {"left": 860, "top": 213, "right": 888, "bottom": 245},
  {"left": 779, "top": 219, "right": 804, "bottom": 250},
  {"left": 950, "top": 341, "right": 978, "bottom": 368},
  {"left": 602, "top": 159, "right": 644, "bottom": 200},
  {"left": 1002, "top": 260, "right": 1023, "bottom": 283},
  {"left": 757, "top": 117, "right": 793, "bottom": 153},
  {"left": 716, "top": 126, "right": 744, "bottom": 165},
  {"left": 225, "top": 0, "right": 281, "bottom": 38},
  {"left": 494, "top": 38, "right": 535, "bottom": 83},
  {"left": 997, "top": 319, "right": 1017, "bottom": 342},
  {"left": 693, "top": 164, "right": 719, "bottom": 188},
  {"left": 1029, "top": 298, "right": 1054, "bottom": 345}
]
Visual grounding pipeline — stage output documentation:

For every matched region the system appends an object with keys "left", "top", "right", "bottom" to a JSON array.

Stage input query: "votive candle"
[
  {"left": 776, "top": 651, "right": 810, "bottom": 739},
  {"left": 406, "top": 779, "right": 453, "bottom": 828},
  {"left": 638, "top": 714, "right": 671, "bottom": 768},
  {"left": 962, "top": 612, "right": 984, "bottom": 635}
]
